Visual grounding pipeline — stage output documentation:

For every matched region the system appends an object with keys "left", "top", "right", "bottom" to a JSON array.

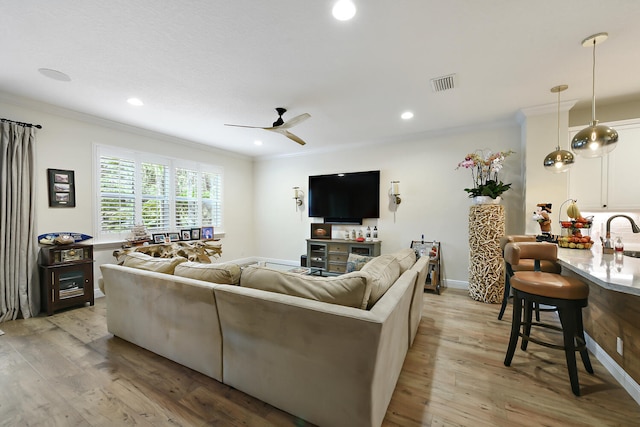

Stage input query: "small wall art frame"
[{"left": 47, "top": 168, "right": 76, "bottom": 208}]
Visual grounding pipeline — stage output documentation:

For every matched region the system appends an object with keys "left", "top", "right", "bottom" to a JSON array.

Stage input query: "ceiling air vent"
[{"left": 430, "top": 73, "right": 457, "bottom": 92}]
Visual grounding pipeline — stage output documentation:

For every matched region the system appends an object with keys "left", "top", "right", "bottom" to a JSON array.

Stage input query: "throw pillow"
[
  {"left": 240, "top": 266, "right": 372, "bottom": 310},
  {"left": 393, "top": 248, "right": 417, "bottom": 274},
  {"left": 122, "top": 252, "right": 187, "bottom": 274},
  {"left": 360, "top": 254, "right": 401, "bottom": 308},
  {"left": 174, "top": 261, "right": 241, "bottom": 285},
  {"left": 345, "top": 253, "right": 375, "bottom": 273}
]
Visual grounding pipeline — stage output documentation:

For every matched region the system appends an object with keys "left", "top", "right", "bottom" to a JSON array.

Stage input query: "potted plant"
[{"left": 457, "top": 149, "right": 514, "bottom": 203}]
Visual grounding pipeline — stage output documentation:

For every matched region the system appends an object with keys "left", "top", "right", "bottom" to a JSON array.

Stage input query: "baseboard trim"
[
  {"left": 444, "top": 279, "right": 468, "bottom": 290},
  {"left": 585, "top": 333, "right": 640, "bottom": 405}
]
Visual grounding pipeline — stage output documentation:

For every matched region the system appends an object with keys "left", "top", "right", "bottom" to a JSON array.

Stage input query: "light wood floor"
[{"left": 1, "top": 289, "right": 639, "bottom": 426}]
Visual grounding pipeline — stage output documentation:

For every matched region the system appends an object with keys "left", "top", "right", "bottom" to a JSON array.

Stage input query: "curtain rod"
[{"left": 1, "top": 117, "right": 42, "bottom": 129}]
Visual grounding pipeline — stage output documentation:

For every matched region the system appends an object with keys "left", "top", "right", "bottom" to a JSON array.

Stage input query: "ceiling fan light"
[
  {"left": 543, "top": 149, "right": 575, "bottom": 173},
  {"left": 571, "top": 121, "right": 618, "bottom": 158}
]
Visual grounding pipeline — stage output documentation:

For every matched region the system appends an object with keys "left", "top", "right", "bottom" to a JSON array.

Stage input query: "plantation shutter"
[
  {"left": 99, "top": 155, "right": 135, "bottom": 234},
  {"left": 175, "top": 167, "right": 199, "bottom": 228},
  {"left": 141, "top": 162, "right": 170, "bottom": 231},
  {"left": 202, "top": 171, "right": 222, "bottom": 227}
]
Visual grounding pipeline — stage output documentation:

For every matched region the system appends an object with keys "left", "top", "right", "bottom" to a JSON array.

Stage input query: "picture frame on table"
[
  {"left": 167, "top": 232, "right": 180, "bottom": 242},
  {"left": 152, "top": 233, "right": 166, "bottom": 244},
  {"left": 311, "top": 223, "right": 332, "bottom": 239},
  {"left": 180, "top": 229, "right": 192, "bottom": 241},
  {"left": 200, "top": 226, "right": 212, "bottom": 240},
  {"left": 191, "top": 228, "right": 200, "bottom": 240},
  {"left": 47, "top": 168, "right": 76, "bottom": 207}
]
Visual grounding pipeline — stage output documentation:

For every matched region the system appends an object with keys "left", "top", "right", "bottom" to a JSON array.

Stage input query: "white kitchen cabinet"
[{"left": 568, "top": 119, "right": 640, "bottom": 210}]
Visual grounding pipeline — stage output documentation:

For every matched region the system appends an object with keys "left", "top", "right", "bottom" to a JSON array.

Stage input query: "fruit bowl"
[{"left": 557, "top": 235, "right": 593, "bottom": 249}]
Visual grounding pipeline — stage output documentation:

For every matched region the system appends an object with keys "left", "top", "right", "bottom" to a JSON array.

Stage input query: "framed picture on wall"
[{"left": 47, "top": 168, "right": 76, "bottom": 207}]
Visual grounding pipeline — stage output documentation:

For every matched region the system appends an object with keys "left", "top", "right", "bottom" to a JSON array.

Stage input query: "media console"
[{"left": 306, "top": 238, "right": 381, "bottom": 275}]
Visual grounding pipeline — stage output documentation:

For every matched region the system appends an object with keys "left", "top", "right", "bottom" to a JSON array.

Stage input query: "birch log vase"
[{"left": 468, "top": 204, "right": 505, "bottom": 303}]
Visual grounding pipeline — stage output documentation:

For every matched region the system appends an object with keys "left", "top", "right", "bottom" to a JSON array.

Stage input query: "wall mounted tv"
[{"left": 308, "top": 170, "right": 380, "bottom": 223}]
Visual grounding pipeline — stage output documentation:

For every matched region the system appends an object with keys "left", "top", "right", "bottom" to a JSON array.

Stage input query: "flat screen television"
[{"left": 308, "top": 170, "right": 380, "bottom": 223}]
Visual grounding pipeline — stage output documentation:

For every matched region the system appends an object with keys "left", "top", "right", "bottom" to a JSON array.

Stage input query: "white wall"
[
  {"left": 521, "top": 105, "right": 572, "bottom": 235},
  {"left": 253, "top": 123, "right": 524, "bottom": 285},
  {"left": 1, "top": 94, "right": 256, "bottom": 280}
]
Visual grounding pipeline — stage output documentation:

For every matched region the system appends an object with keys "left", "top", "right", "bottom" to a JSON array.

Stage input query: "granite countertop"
[{"left": 557, "top": 245, "right": 640, "bottom": 296}]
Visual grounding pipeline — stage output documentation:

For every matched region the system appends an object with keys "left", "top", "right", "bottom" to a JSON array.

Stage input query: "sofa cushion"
[
  {"left": 174, "top": 261, "right": 241, "bottom": 285},
  {"left": 240, "top": 266, "right": 372, "bottom": 309},
  {"left": 393, "top": 248, "right": 417, "bottom": 274},
  {"left": 345, "top": 253, "right": 375, "bottom": 273},
  {"left": 122, "top": 252, "right": 187, "bottom": 274},
  {"left": 360, "top": 254, "right": 401, "bottom": 308}
]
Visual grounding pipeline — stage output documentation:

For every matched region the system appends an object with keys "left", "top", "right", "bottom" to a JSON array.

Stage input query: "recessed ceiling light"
[
  {"left": 254, "top": 140, "right": 263, "bottom": 146},
  {"left": 38, "top": 68, "right": 71, "bottom": 82},
  {"left": 127, "top": 97, "right": 144, "bottom": 106},
  {"left": 401, "top": 111, "right": 414, "bottom": 120},
  {"left": 332, "top": 0, "right": 356, "bottom": 21}
]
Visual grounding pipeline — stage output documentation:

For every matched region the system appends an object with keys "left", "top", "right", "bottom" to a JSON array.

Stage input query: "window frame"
[{"left": 94, "top": 144, "right": 223, "bottom": 243}]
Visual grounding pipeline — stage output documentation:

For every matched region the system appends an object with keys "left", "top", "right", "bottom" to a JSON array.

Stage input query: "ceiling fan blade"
[
  {"left": 268, "top": 128, "right": 306, "bottom": 145},
  {"left": 224, "top": 123, "right": 267, "bottom": 129},
  {"left": 278, "top": 113, "right": 311, "bottom": 130}
]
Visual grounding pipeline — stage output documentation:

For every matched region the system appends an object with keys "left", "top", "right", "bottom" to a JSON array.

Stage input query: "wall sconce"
[
  {"left": 390, "top": 181, "right": 401, "bottom": 205},
  {"left": 293, "top": 186, "right": 304, "bottom": 210}
]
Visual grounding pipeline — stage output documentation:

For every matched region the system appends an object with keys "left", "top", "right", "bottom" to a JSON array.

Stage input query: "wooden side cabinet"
[
  {"left": 307, "top": 239, "right": 381, "bottom": 275},
  {"left": 39, "top": 244, "right": 94, "bottom": 316}
]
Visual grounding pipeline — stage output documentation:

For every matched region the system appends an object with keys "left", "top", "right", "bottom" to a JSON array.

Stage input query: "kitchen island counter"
[{"left": 557, "top": 246, "right": 640, "bottom": 296}]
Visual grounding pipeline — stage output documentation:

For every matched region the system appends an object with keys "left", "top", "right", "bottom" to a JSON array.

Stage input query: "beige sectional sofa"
[{"left": 100, "top": 249, "right": 429, "bottom": 427}]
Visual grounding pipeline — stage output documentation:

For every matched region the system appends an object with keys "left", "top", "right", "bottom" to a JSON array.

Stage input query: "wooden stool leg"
[
  {"left": 521, "top": 299, "right": 534, "bottom": 351},
  {"left": 558, "top": 307, "right": 581, "bottom": 396},
  {"left": 498, "top": 272, "right": 511, "bottom": 320},
  {"left": 576, "top": 307, "right": 594, "bottom": 374},
  {"left": 504, "top": 292, "right": 522, "bottom": 366}
]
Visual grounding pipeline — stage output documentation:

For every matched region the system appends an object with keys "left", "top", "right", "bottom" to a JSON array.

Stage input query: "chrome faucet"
[{"left": 602, "top": 214, "right": 640, "bottom": 252}]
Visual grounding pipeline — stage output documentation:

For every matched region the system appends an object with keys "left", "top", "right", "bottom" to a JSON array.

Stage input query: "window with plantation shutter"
[
  {"left": 95, "top": 145, "right": 223, "bottom": 242},
  {"left": 202, "top": 171, "right": 222, "bottom": 227},
  {"left": 141, "top": 162, "right": 170, "bottom": 230},
  {"left": 99, "top": 155, "right": 135, "bottom": 235},
  {"left": 175, "top": 168, "right": 199, "bottom": 228}
]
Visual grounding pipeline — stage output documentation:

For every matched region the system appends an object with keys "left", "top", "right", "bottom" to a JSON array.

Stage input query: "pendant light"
[
  {"left": 571, "top": 32, "right": 618, "bottom": 158},
  {"left": 544, "top": 85, "right": 575, "bottom": 173}
]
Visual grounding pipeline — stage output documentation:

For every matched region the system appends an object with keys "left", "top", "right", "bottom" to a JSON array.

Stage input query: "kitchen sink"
[{"left": 623, "top": 250, "right": 640, "bottom": 258}]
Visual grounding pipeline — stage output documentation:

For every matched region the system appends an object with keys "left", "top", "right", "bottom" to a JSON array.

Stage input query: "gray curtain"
[{"left": 0, "top": 121, "right": 40, "bottom": 322}]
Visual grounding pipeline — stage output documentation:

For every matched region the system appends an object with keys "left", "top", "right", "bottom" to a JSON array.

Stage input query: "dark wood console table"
[{"left": 39, "top": 244, "right": 94, "bottom": 316}]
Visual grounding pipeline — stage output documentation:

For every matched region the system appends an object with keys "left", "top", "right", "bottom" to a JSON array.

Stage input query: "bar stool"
[
  {"left": 498, "top": 235, "right": 562, "bottom": 320},
  {"left": 503, "top": 241, "right": 593, "bottom": 396}
]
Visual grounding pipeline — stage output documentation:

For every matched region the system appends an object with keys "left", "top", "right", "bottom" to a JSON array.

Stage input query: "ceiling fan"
[{"left": 225, "top": 108, "right": 311, "bottom": 146}]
